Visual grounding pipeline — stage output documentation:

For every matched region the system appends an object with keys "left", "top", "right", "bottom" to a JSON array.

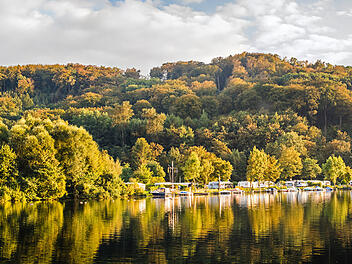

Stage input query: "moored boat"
[
  {"left": 219, "top": 190, "right": 231, "bottom": 195},
  {"left": 231, "top": 188, "right": 244, "bottom": 194},
  {"left": 179, "top": 191, "right": 193, "bottom": 196},
  {"left": 287, "top": 187, "right": 298, "bottom": 192},
  {"left": 314, "top": 186, "right": 325, "bottom": 191},
  {"left": 194, "top": 192, "right": 209, "bottom": 196},
  {"left": 151, "top": 187, "right": 172, "bottom": 197},
  {"left": 266, "top": 188, "right": 278, "bottom": 192},
  {"left": 303, "top": 187, "right": 314, "bottom": 191}
]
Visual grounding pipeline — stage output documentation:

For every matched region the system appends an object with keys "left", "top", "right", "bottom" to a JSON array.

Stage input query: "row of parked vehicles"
[{"left": 150, "top": 180, "right": 334, "bottom": 197}]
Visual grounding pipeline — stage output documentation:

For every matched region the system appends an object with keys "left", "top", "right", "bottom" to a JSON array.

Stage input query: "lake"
[{"left": 1, "top": 191, "right": 352, "bottom": 263}]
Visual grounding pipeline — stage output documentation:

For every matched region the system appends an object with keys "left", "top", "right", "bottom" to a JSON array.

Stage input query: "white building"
[
  {"left": 295, "top": 180, "right": 308, "bottom": 187},
  {"left": 237, "top": 181, "right": 259, "bottom": 188},
  {"left": 259, "top": 181, "right": 275, "bottom": 188},
  {"left": 284, "top": 181, "right": 295, "bottom": 187},
  {"left": 208, "top": 181, "right": 233, "bottom": 189}
]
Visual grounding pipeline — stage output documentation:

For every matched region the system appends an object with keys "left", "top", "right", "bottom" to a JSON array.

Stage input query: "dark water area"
[{"left": 1, "top": 192, "right": 352, "bottom": 263}]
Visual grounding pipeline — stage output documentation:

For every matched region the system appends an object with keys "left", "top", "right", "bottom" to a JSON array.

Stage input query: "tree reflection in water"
[{"left": 0, "top": 192, "right": 352, "bottom": 263}]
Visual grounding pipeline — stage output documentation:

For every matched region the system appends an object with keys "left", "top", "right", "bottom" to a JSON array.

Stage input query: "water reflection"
[{"left": 0, "top": 192, "right": 352, "bottom": 263}]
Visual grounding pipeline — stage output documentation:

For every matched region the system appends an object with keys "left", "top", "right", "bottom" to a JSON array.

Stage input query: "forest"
[{"left": 1, "top": 52, "right": 352, "bottom": 200}]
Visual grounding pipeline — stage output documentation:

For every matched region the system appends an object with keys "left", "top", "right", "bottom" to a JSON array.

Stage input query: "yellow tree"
[
  {"left": 265, "top": 156, "right": 282, "bottom": 182},
  {"left": 246, "top": 146, "right": 267, "bottom": 184},
  {"left": 279, "top": 146, "right": 302, "bottom": 180},
  {"left": 110, "top": 101, "right": 134, "bottom": 125},
  {"left": 182, "top": 152, "right": 201, "bottom": 183}
]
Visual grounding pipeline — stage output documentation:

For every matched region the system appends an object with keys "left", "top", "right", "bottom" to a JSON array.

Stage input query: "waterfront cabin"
[
  {"left": 237, "top": 181, "right": 259, "bottom": 188},
  {"left": 259, "top": 181, "right": 275, "bottom": 188},
  {"left": 154, "top": 182, "right": 191, "bottom": 189},
  {"left": 151, "top": 187, "right": 172, "bottom": 197},
  {"left": 295, "top": 180, "right": 308, "bottom": 187},
  {"left": 208, "top": 181, "right": 233, "bottom": 189},
  {"left": 284, "top": 181, "right": 295, "bottom": 188},
  {"left": 307, "top": 180, "right": 331, "bottom": 186}
]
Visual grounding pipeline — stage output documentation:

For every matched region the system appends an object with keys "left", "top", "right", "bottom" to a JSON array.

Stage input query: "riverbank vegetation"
[{"left": 1, "top": 52, "right": 352, "bottom": 200}]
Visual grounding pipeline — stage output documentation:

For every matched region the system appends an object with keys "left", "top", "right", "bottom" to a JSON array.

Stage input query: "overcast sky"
[{"left": 0, "top": 0, "right": 352, "bottom": 74}]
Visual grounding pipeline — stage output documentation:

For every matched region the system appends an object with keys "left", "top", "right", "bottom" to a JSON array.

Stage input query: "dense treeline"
[
  {"left": 0, "top": 116, "right": 124, "bottom": 201},
  {"left": 1, "top": 52, "right": 352, "bottom": 200}
]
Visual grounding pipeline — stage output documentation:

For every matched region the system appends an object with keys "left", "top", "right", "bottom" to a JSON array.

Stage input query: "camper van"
[
  {"left": 237, "top": 181, "right": 259, "bottom": 188},
  {"left": 208, "top": 181, "right": 233, "bottom": 189}
]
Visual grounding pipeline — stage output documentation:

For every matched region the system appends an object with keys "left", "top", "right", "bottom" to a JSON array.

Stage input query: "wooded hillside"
[{"left": 1, "top": 52, "right": 352, "bottom": 200}]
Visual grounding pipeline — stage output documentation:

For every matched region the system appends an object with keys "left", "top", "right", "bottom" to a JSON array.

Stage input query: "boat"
[
  {"left": 231, "top": 188, "right": 244, "bottom": 194},
  {"left": 194, "top": 192, "right": 209, "bottom": 196},
  {"left": 287, "top": 187, "right": 298, "bottom": 192},
  {"left": 151, "top": 187, "right": 172, "bottom": 197},
  {"left": 303, "top": 187, "right": 314, "bottom": 191},
  {"left": 314, "top": 186, "right": 325, "bottom": 191},
  {"left": 266, "top": 188, "right": 278, "bottom": 192},
  {"left": 325, "top": 187, "right": 333, "bottom": 192},
  {"left": 179, "top": 191, "right": 193, "bottom": 196},
  {"left": 219, "top": 190, "right": 231, "bottom": 195}
]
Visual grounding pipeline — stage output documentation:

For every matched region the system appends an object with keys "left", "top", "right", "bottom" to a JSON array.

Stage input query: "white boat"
[
  {"left": 303, "top": 187, "right": 314, "bottom": 191},
  {"left": 179, "top": 191, "right": 193, "bottom": 196},
  {"left": 287, "top": 187, "right": 298, "bottom": 192},
  {"left": 266, "top": 188, "right": 278, "bottom": 192},
  {"left": 151, "top": 187, "right": 172, "bottom": 197},
  {"left": 231, "top": 188, "right": 244, "bottom": 194}
]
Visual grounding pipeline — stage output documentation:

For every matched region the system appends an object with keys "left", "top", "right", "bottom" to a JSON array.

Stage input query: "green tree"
[
  {"left": 147, "top": 161, "right": 166, "bottom": 183},
  {"left": 142, "top": 108, "right": 166, "bottom": 136},
  {"left": 171, "top": 94, "right": 202, "bottom": 119},
  {"left": 51, "top": 120, "right": 103, "bottom": 198},
  {"left": 211, "top": 158, "right": 232, "bottom": 182},
  {"left": 246, "top": 147, "right": 267, "bottom": 184},
  {"left": 182, "top": 152, "right": 201, "bottom": 183},
  {"left": 10, "top": 119, "right": 66, "bottom": 200},
  {"left": 121, "top": 163, "right": 134, "bottom": 182},
  {"left": 199, "top": 159, "right": 214, "bottom": 185},
  {"left": 131, "top": 138, "right": 152, "bottom": 169},
  {"left": 132, "top": 99, "right": 152, "bottom": 118},
  {"left": 228, "top": 149, "right": 247, "bottom": 181},
  {"left": 110, "top": 101, "right": 134, "bottom": 125},
  {"left": 322, "top": 155, "right": 346, "bottom": 185},
  {"left": 301, "top": 158, "right": 321, "bottom": 179},
  {"left": 133, "top": 164, "right": 153, "bottom": 184},
  {"left": 267, "top": 131, "right": 307, "bottom": 157},
  {"left": 0, "top": 144, "right": 18, "bottom": 190},
  {"left": 343, "top": 166, "right": 352, "bottom": 184},
  {"left": 97, "top": 152, "right": 124, "bottom": 199},
  {"left": 0, "top": 120, "right": 9, "bottom": 144}
]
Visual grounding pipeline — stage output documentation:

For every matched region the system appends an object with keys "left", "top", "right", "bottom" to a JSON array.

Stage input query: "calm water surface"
[{"left": 1, "top": 191, "right": 352, "bottom": 263}]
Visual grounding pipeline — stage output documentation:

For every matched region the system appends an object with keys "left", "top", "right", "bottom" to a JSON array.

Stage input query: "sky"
[{"left": 0, "top": 0, "right": 352, "bottom": 74}]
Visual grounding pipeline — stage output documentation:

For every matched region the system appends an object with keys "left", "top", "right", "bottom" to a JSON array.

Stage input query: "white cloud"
[
  {"left": 0, "top": 0, "right": 351, "bottom": 74},
  {"left": 0, "top": 0, "right": 249, "bottom": 73},
  {"left": 223, "top": 0, "right": 352, "bottom": 66},
  {"left": 179, "top": 0, "right": 204, "bottom": 4},
  {"left": 337, "top": 9, "right": 352, "bottom": 16}
]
